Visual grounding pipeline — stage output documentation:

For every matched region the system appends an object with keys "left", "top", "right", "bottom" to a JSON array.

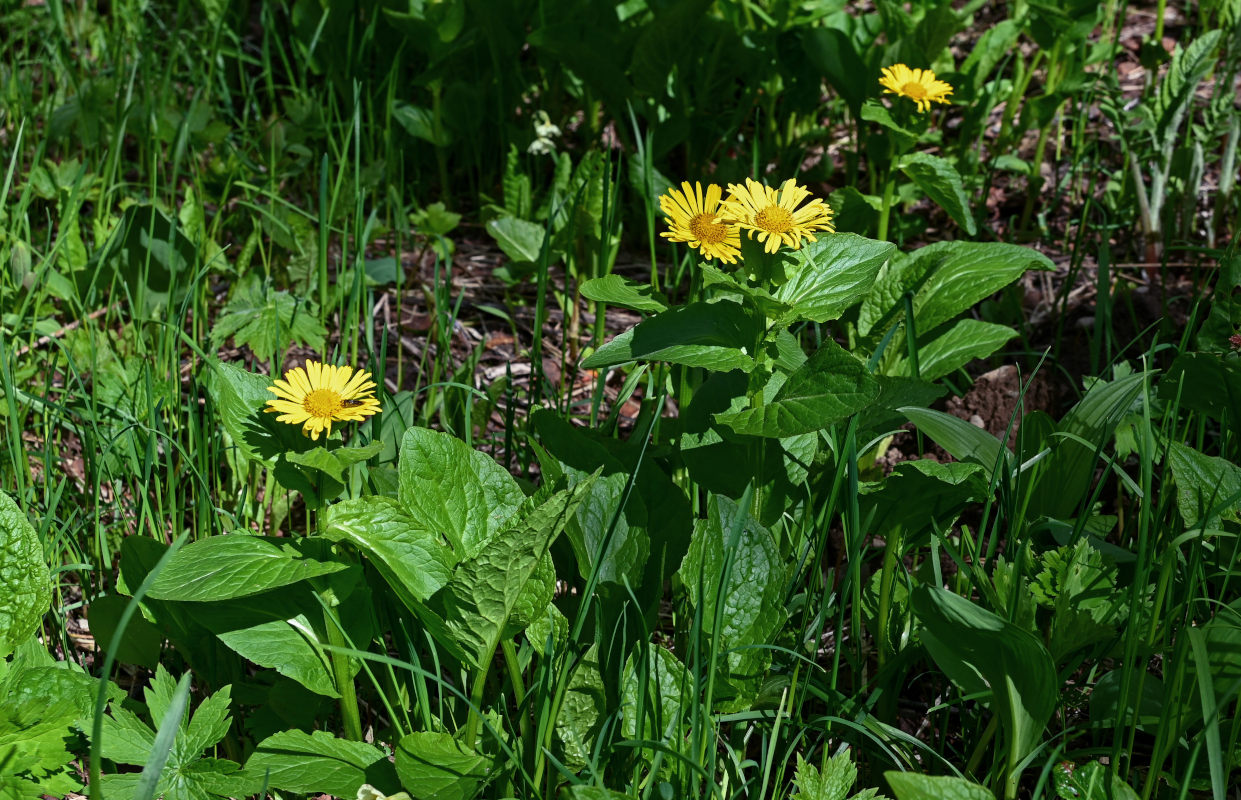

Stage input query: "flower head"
[
  {"left": 265, "top": 360, "right": 381, "bottom": 441},
  {"left": 879, "top": 64, "right": 953, "bottom": 113},
  {"left": 720, "top": 178, "right": 835, "bottom": 253},
  {"left": 659, "top": 181, "right": 742, "bottom": 264}
]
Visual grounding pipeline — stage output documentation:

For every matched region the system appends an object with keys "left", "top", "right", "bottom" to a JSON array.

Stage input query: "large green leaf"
[
  {"left": 582, "top": 300, "right": 759, "bottom": 372},
  {"left": 900, "top": 407, "right": 1012, "bottom": 478},
  {"left": 861, "top": 461, "right": 988, "bottom": 545},
  {"left": 323, "top": 496, "right": 456, "bottom": 603},
  {"left": 885, "top": 772, "right": 995, "bottom": 800},
  {"left": 1026, "top": 371, "right": 1145, "bottom": 519},
  {"left": 244, "top": 729, "right": 393, "bottom": 798},
  {"left": 555, "top": 645, "right": 607, "bottom": 769},
  {"left": 859, "top": 242, "right": 1053, "bottom": 337},
  {"left": 887, "top": 320, "right": 1017, "bottom": 381},
  {"left": 394, "top": 731, "right": 491, "bottom": 800},
  {"left": 146, "top": 534, "right": 347, "bottom": 602},
  {"left": 486, "top": 216, "right": 545, "bottom": 264},
  {"left": 676, "top": 495, "right": 784, "bottom": 709},
  {"left": 1160, "top": 353, "right": 1241, "bottom": 422},
  {"left": 0, "top": 491, "right": 51, "bottom": 659},
  {"left": 1166, "top": 441, "right": 1241, "bottom": 529},
  {"left": 715, "top": 338, "right": 879, "bottom": 437},
  {"left": 898, "top": 153, "right": 977, "bottom": 236},
  {"left": 913, "top": 587, "right": 1057, "bottom": 788},
  {"left": 398, "top": 427, "right": 525, "bottom": 557},
  {"left": 772, "top": 234, "right": 896, "bottom": 324},
  {"left": 434, "top": 478, "right": 592, "bottom": 670},
  {"left": 621, "top": 643, "right": 689, "bottom": 742},
  {"left": 208, "top": 359, "right": 311, "bottom": 469}
]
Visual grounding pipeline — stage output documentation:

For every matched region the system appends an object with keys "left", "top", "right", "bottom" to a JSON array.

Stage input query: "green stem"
[
  {"left": 463, "top": 655, "right": 494, "bottom": 751},
  {"left": 877, "top": 168, "right": 896, "bottom": 241}
]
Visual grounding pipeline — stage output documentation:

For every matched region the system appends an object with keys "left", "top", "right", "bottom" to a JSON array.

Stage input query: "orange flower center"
[
  {"left": 689, "top": 213, "right": 729, "bottom": 245},
  {"left": 901, "top": 81, "right": 927, "bottom": 99},
  {"left": 303, "top": 388, "right": 344, "bottom": 418},
  {"left": 755, "top": 205, "right": 794, "bottom": 234}
]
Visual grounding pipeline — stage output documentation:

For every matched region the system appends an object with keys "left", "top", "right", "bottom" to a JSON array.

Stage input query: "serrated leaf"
[
  {"left": 0, "top": 490, "right": 51, "bottom": 659},
  {"left": 772, "top": 234, "right": 896, "bottom": 324},
  {"left": 582, "top": 300, "right": 760, "bottom": 372},
  {"left": 146, "top": 534, "right": 347, "bottom": 602},
  {"left": 398, "top": 427, "right": 525, "bottom": 557},
  {"left": 210, "top": 274, "right": 326, "bottom": 356},
  {"left": 715, "top": 338, "right": 879, "bottom": 437}
]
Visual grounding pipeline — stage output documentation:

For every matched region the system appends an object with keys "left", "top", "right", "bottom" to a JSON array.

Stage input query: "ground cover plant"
[{"left": 1, "top": 1, "right": 1240, "bottom": 799}]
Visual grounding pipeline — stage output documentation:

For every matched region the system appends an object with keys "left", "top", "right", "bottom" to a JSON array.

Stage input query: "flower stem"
[{"left": 877, "top": 168, "right": 896, "bottom": 241}]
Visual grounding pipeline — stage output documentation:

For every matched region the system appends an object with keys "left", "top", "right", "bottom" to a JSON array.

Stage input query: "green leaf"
[
  {"left": 486, "top": 216, "right": 546, "bottom": 264},
  {"left": 859, "top": 242, "right": 1053, "bottom": 337},
  {"left": 86, "top": 204, "right": 196, "bottom": 315},
  {"left": 245, "top": 729, "right": 390, "bottom": 798},
  {"left": 323, "top": 496, "right": 456, "bottom": 603},
  {"left": 199, "top": 607, "right": 338, "bottom": 698},
  {"left": 621, "top": 643, "right": 689, "bottom": 742},
  {"left": 1154, "top": 31, "right": 1222, "bottom": 144},
  {"left": 676, "top": 495, "right": 784, "bottom": 709},
  {"left": 791, "top": 751, "right": 882, "bottom": 800},
  {"left": 889, "top": 320, "right": 1017, "bottom": 381},
  {"left": 582, "top": 300, "right": 759, "bottom": 372},
  {"left": 772, "top": 234, "right": 896, "bottom": 324},
  {"left": 579, "top": 275, "right": 668, "bottom": 314},
  {"left": 398, "top": 427, "right": 525, "bottom": 557},
  {"left": 1052, "top": 761, "right": 1140, "bottom": 800},
  {"left": 861, "top": 461, "right": 988, "bottom": 544},
  {"left": 146, "top": 534, "right": 347, "bottom": 602},
  {"left": 208, "top": 359, "right": 311, "bottom": 469},
  {"left": 885, "top": 772, "right": 995, "bottom": 800},
  {"left": 1166, "top": 441, "right": 1241, "bottom": 529},
  {"left": 209, "top": 274, "right": 327, "bottom": 356},
  {"left": 801, "top": 27, "right": 867, "bottom": 116},
  {"left": 87, "top": 595, "right": 164, "bottom": 668},
  {"left": 1026, "top": 371, "right": 1145, "bottom": 519},
  {"left": 1160, "top": 353, "right": 1241, "bottom": 422},
  {"left": 435, "top": 477, "right": 593, "bottom": 669},
  {"left": 394, "top": 731, "right": 491, "bottom": 800},
  {"left": 555, "top": 645, "right": 606, "bottom": 769},
  {"left": 583, "top": 301, "right": 764, "bottom": 372},
  {"left": 393, "top": 103, "right": 452, "bottom": 147},
  {"left": 860, "top": 100, "right": 917, "bottom": 151},
  {"left": 898, "top": 152, "right": 977, "bottom": 236},
  {"left": 715, "top": 339, "right": 880, "bottom": 437},
  {"left": 0, "top": 490, "right": 51, "bottom": 659},
  {"left": 901, "top": 407, "right": 1012, "bottom": 478},
  {"left": 913, "top": 587, "right": 1057, "bottom": 786}
]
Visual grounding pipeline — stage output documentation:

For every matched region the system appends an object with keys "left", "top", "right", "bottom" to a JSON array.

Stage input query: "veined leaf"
[
  {"left": 434, "top": 475, "right": 594, "bottom": 670},
  {"left": 323, "top": 496, "right": 455, "bottom": 603},
  {"left": 0, "top": 491, "right": 51, "bottom": 659},
  {"left": 715, "top": 338, "right": 879, "bottom": 437},
  {"left": 146, "top": 534, "right": 347, "bottom": 602},
  {"left": 887, "top": 319, "right": 1017, "bottom": 381},
  {"left": 210, "top": 274, "right": 327, "bottom": 357},
  {"left": 244, "top": 729, "right": 392, "bottom": 798},
  {"left": 580, "top": 274, "right": 668, "bottom": 314},
  {"left": 394, "top": 731, "right": 492, "bottom": 800},
  {"left": 885, "top": 772, "right": 995, "bottom": 800},
  {"left": 773, "top": 234, "right": 895, "bottom": 324}
]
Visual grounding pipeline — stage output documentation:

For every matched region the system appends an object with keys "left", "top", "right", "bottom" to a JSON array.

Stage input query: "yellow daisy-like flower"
[
  {"left": 658, "top": 181, "right": 742, "bottom": 264},
  {"left": 265, "top": 360, "right": 381, "bottom": 441},
  {"left": 720, "top": 178, "right": 835, "bottom": 254},
  {"left": 879, "top": 64, "right": 953, "bottom": 113}
]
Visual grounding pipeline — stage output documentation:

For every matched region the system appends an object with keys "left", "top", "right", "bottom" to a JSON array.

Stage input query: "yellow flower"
[
  {"left": 265, "top": 360, "right": 381, "bottom": 441},
  {"left": 658, "top": 181, "right": 742, "bottom": 264},
  {"left": 720, "top": 178, "right": 835, "bottom": 253},
  {"left": 879, "top": 64, "right": 953, "bottom": 113}
]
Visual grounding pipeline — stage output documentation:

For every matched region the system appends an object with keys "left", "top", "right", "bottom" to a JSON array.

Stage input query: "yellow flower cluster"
[{"left": 658, "top": 178, "right": 835, "bottom": 263}]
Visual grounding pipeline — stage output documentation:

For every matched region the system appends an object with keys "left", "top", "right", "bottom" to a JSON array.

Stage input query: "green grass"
[{"left": 0, "top": 1, "right": 1239, "bottom": 799}]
